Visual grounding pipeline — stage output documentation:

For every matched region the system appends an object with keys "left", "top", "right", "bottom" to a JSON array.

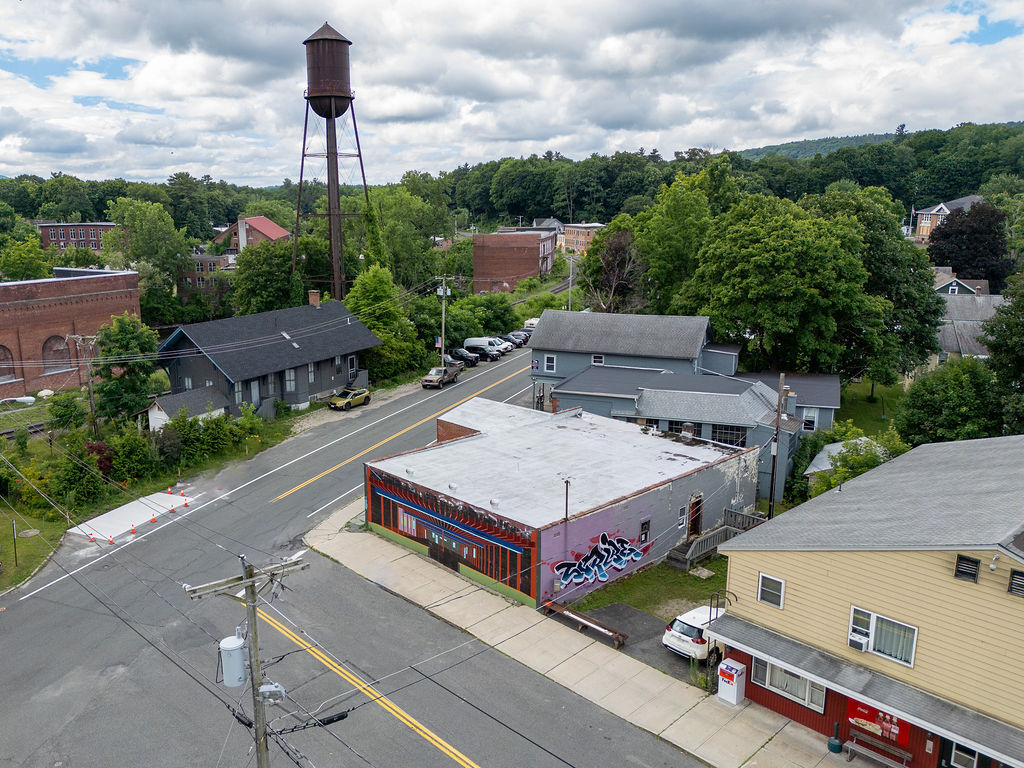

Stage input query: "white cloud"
[{"left": 0, "top": 0, "right": 1021, "bottom": 187}]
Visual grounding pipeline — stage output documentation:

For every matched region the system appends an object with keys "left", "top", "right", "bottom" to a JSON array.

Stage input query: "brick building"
[
  {"left": 212, "top": 215, "right": 291, "bottom": 253},
  {"left": 472, "top": 230, "right": 555, "bottom": 294},
  {"left": 34, "top": 221, "right": 117, "bottom": 253},
  {"left": 182, "top": 251, "right": 233, "bottom": 293},
  {"left": 563, "top": 222, "right": 605, "bottom": 253},
  {"left": 0, "top": 269, "right": 141, "bottom": 399}
]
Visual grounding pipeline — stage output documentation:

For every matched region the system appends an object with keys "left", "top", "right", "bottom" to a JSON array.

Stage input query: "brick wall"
[
  {"left": 0, "top": 272, "right": 141, "bottom": 399},
  {"left": 472, "top": 233, "right": 554, "bottom": 294},
  {"left": 435, "top": 419, "right": 480, "bottom": 444}
]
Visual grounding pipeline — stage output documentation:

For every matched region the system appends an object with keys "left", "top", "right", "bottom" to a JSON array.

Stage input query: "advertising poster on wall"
[{"left": 846, "top": 699, "right": 910, "bottom": 747}]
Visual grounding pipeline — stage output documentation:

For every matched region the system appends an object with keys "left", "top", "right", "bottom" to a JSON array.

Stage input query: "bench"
[
  {"left": 542, "top": 601, "right": 628, "bottom": 649},
  {"left": 846, "top": 730, "right": 913, "bottom": 768}
]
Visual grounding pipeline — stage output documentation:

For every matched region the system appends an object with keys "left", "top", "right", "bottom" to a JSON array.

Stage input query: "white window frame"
[
  {"left": 308, "top": 362, "right": 315, "bottom": 384},
  {"left": 284, "top": 368, "right": 296, "bottom": 393},
  {"left": 592, "top": 354, "right": 604, "bottom": 365},
  {"left": 544, "top": 354, "right": 556, "bottom": 373},
  {"left": 849, "top": 606, "right": 917, "bottom": 667},
  {"left": 948, "top": 284, "right": 958, "bottom": 295},
  {"left": 234, "top": 383, "right": 243, "bottom": 405},
  {"left": 757, "top": 573, "right": 785, "bottom": 609},
  {"left": 204, "top": 379, "right": 213, "bottom": 387},
  {"left": 950, "top": 743, "right": 978, "bottom": 768},
  {"left": 802, "top": 407, "right": 818, "bottom": 432},
  {"left": 183, "top": 376, "right": 192, "bottom": 391},
  {"left": 750, "top": 657, "right": 825, "bottom": 713}
]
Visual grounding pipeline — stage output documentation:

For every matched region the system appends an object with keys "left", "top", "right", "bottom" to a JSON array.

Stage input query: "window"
[
  {"left": 42, "top": 336, "right": 71, "bottom": 373},
  {"left": 183, "top": 376, "right": 192, "bottom": 390},
  {"left": 950, "top": 744, "right": 978, "bottom": 768},
  {"left": 948, "top": 284, "right": 958, "bottom": 295},
  {"left": 954, "top": 554, "right": 980, "bottom": 582},
  {"left": 78, "top": 228, "right": 85, "bottom": 239},
  {"left": 49, "top": 228, "right": 56, "bottom": 238},
  {"left": 758, "top": 574, "right": 785, "bottom": 608},
  {"left": 544, "top": 355, "right": 556, "bottom": 373},
  {"left": 89, "top": 228, "right": 95, "bottom": 238},
  {"left": 348, "top": 355, "right": 357, "bottom": 376},
  {"left": 284, "top": 368, "right": 296, "bottom": 393},
  {"left": 667, "top": 420, "right": 685, "bottom": 434},
  {"left": 234, "top": 383, "right": 243, "bottom": 405},
  {"left": 204, "top": 380, "right": 213, "bottom": 387},
  {"left": 592, "top": 354, "right": 604, "bottom": 365},
  {"left": 59, "top": 228, "right": 65, "bottom": 238},
  {"left": 196, "top": 276, "right": 205, "bottom": 288},
  {"left": 711, "top": 424, "right": 747, "bottom": 447},
  {"left": 208, "top": 261, "right": 216, "bottom": 272},
  {"left": 308, "top": 362, "right": 315, "bottom": 384},
  {"left": 802, "top": 407, "right": 819, "bottom": 432},
  {"left": 639, "top": 520, "right": 650, "bottom": 544},
  {"left": 921, "top": 214, "right": 931, "bottom": 225},
  {"left": 0, "top": 345, "right": 14, "bottom": 382},
  {"left": 850, "top": 607, "right": 917, "bottom": 666},
  {"left": 751, "top": 657, "right": 825, "bottom": 713},
  {"left": 196, "top": 261, "right": 204, "bottom": 272},
  {"left": 334, "top": 355, "right": 343, "bottom": 374},
  {"left": 1008, "top": 569, "right": 1024, "bottom": 598}
]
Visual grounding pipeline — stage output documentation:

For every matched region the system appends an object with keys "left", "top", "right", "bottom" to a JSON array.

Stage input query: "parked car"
[
  {"left": 447, "top": 347, "right": 479, "bottom": 367},
  {"left": 464, "top": 336, "right": 506, "bottom": 356},
  {"left": 508, "top": 330, "right": 529, "bottom": 345},
  {"left": 421, "top": 366, "right": 459, "bottom": 388},
  {"left": 328, "top": 387, "right": 371, "bottom": 411},
  {"left": 662, "top": 605, "right": 724, "bottom": 666},
  {"left": 465, "top": 344, "right": 500, "bottom": 361},
  {"left": 489, "top": 337, "right": 515, "bottom": 353},
  {"left": 443, "top": 354, "right": 466, "bottom": 372},
  {"left": 498, "top": 333, "right": 524, "bottom": 348}
]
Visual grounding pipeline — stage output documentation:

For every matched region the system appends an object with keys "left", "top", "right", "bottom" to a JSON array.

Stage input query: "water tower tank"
[{"left": 303, "top": 22, "right": 353, "bottom": 119}]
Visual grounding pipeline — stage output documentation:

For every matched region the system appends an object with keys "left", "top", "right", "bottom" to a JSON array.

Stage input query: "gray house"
[
  {"left": 529, "top": 309, "right": 739, "bottom": 402},
  {"left": 158, "top": 298, "right": 380, "bottom": 418},
  {"left": 736, "top": 372, "right": 840, "bottom": 433},
  {"left": 551, "top": 366, "right": 803, "bottom": 500}
]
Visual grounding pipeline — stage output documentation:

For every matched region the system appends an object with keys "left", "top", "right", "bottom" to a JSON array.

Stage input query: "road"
[{"left": 0, "top": 348, "right": 700, "bottom": 768}]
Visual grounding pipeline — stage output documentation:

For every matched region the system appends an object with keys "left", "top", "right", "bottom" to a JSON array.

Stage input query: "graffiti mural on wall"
[{"left": 554, "top": 532, "right": 643, "bottom": 587}]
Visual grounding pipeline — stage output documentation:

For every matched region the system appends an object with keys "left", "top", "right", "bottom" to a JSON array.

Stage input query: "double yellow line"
[
  {"left": 258, "top": 608, "right": 480, "bottom": 768},
  {"left": 272, "top": 364, "right": 531, "bottom": 502}
]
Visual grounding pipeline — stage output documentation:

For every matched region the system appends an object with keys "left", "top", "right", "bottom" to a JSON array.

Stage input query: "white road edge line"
[
  {"left": 19, "top": 352, "right": 529, "bottom": 601},
  {"left": 306, "top": 484, "right": 363, "bottom": 518}
]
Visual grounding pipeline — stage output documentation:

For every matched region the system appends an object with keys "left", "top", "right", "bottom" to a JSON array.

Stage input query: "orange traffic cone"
[
  {"left": 183, "top": 499, "right": 188, "bottom": 508},
  {"left": 89, "top": 532, "right": 95, "bottom": 542},
  {"left": 151, "top": 512, "right": 157, "bottom": 523},
  {"left": 108, "top": 535, "right": 114, "bottom": 545},
  {"left": 130, "top": 523, "right": 136, "bottom": 534},
  {"left": 180, "top": 490, "right": 185, "bottom": 497},
  {"left": 169, "top": 506, "right": 175, "bottom": 514}
]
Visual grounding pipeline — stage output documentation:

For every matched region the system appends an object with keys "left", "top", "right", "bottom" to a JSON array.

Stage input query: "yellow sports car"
[{"left": 328, "top": 387, "right": 371, "bottom": 411}]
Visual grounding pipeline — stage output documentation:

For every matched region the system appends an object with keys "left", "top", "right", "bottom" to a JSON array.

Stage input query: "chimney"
[
  {"left": 308, "top": 289, "right": 321, "bottom": 308},
  {"left": 681, "top": 421, "right": 696, "bottom": 444},
  {"left": 237, "top": 215, "right": 248, "bottom": 251},
  {"left": 785, "top": 390, "right": 797, "bottom": 416}
]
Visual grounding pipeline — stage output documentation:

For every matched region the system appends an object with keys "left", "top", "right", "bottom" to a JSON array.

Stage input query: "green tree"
[
  {"left": 981, "top": 272, "right": 1024, "bottom": 432},
  {"left": 0, "top": 238, "right": 51, "bottom": 280},
  {"left": 47, "top": 393, "right": 86, "bottom": 431},
  {"left": 93, "top": 312, "right": 159, "bottom": 421},
  {"left": 893, "top": 356, "right": 1003, "bottom": 446},
  {"left": 166, "top": 171, "right": 213, "bottom": 239},
  {"left": 578, "top": 221, "right": 646, "bottom": 313},
  {"left": 808, "top": 428, "right": 910, "bottom": 496},
  {"left": 232, "top": 239, "right": 305, "bottom": 315},
  {"left": 345, "top": 265, "right": 427, "bottom": 379},
  {"left": 928, "top": 202, "right": 1014, "bottom": 292},
  {"left": 800, "top": 182, "right": 943, "bottom": 384},
  {"left": 680, "top": 195, "right": 887, "bottom": 378},
  {"left": 108, "top": 427, "right": 154, "bottom": 483}
]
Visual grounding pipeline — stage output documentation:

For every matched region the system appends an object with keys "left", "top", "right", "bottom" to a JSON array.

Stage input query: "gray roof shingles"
[
  {"left": 721, "top": 434, "right": 1024, "bottom": 557},
  {"left": 159, "top": 303, "right": 381, "bottom": 383},
  {"left": 153, "top": 386, "right": 230, "bottom": 418},
  {"left": 737, "top": 372, "right": 841, "bottom": 409},
  {"left": 529, "top": 309, "right": 709, "bottom": 359}
]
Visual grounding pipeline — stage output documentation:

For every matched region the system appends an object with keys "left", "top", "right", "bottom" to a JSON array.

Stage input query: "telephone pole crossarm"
[{"left": 184, "top": 560, "right": 309, "bottom": 600}]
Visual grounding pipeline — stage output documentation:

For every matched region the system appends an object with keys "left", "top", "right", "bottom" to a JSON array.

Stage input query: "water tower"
[{"left": 293, "top": 22, "right": 369, "bottom": 300}]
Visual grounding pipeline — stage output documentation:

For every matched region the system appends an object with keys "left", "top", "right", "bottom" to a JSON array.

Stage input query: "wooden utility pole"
[
  {"left": 67, "top": 335, "right": 99, "bottom": 438},
  {"left": 767, "top": 375, "right": 788, "bottom": 520},
  {"left": 185, "top": 556, "right": 308, "bottom": 768}
]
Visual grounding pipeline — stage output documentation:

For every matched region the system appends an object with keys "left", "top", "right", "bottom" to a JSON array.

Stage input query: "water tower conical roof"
[{"left": 304, "top": 22, "right": 351, "bottom": 45}]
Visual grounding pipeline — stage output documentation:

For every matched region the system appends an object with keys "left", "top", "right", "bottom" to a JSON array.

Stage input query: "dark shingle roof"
[
  {"left": 159, "top": 302, "right": 380, "bottom": 383},
  {"left": 555, "top": 366, "right": 748, "bottom": 397},
  {"left": 529, "top": 310, "right": 709, "bottom": 359},
  {"left": 153, "top": 386, "right": 230, "bottom": 418},
  {"left": 721, "top": 434, "right": 1024, "bottom": 557},
  {"left": 737, "top": 372, "right": 841, "bottom": 409}
]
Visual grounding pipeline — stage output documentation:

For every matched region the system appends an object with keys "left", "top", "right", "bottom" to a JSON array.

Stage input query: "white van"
[
  {"left": 523, "top": 317, "right": 540, "bottom": 329},
  {"left": 464, "top": 337, "right": 505, "bottom": 355}
]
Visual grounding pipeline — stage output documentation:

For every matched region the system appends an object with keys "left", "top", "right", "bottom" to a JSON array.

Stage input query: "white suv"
[{"left": 662, "top": 605, "right": 724, "bottom": 665}]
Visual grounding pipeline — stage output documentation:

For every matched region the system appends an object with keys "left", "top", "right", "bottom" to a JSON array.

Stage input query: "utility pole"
[
  {"left": 767, "top": 375, "right": 788, "bottom": 520},
  {"left": 67, "top": 334, "right": 99, "bottom": 438},
  {"left": 567, "top": 252, "right": 575, "bottom": 312},
  {"left": 435, "top": 275, "right": 450, "bottom": 366},
  {"left": 185, "top": 556, "right": 308, "bottom": 768}
]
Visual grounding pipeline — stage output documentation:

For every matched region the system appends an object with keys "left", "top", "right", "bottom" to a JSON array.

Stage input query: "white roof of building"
[{"left": 369, "top": 399, "right": 749, "bottom": 529}]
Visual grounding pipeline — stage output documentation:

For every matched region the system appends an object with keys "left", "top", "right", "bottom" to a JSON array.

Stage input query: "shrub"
[
  {"left": 155, "top": 425, "right": 182, "bottom": 464},
  {"left": 109, "top": 428, "right": 155, "bottom": 483},
  {"left": 14, "top": 427, "right": 29, "bottom": 455},
  {"left": 48, "top": 392, "right": 86, "bottom": 431},
  {"left": 85, "top": 440, "right": 113, "bottom": 476},
  {"left": 200, "top": 414, "right": 233, "bottom": 456}
]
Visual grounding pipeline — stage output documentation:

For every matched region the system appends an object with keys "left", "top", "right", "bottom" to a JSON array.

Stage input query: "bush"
[
  {"left": 234, "top": 403, "right": 264, "bottom": 443},
  {"left": 109, "top": 428, "right": 155, "bottom": 483},
  {"left": 155, "top": 425, "right": 182, "bottom": 464},
  {"left": 200, "top": 414, "right": 233, "bottom": 456},
  {"left": 13, "top": 427, "right": 29, "bottom": 455},
  {"left": 49, "top": 450, "right": 104, "bottom": 506},
  {"left": 275, "top": 399, "right": 290, "bottom": 420},
  {"left": 48, "top": 393, "right": 86, "bottom": 431},
  {"left": 85, "top": 440, "right": 113, "bottom": 476}
]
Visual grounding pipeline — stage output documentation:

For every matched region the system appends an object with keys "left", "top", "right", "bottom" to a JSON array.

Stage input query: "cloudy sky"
[{"left": 1, "top": 1, "right": 1022, "bottom": 188}]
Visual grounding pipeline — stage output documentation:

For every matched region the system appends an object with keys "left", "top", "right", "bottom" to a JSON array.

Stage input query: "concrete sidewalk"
[{"left": 307, "top": 499, "right": 874, "bottom": 768}]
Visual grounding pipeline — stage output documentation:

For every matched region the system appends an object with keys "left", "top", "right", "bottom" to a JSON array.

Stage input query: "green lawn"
[
  {"left": 0, "top": 513, "right": 67, "bottom": 592},
  {"left": 835, "top": 379, "right": 905, "bottom": 435},
  {"left": 575, "top": 556, "right": 729, "bottom": 619}
]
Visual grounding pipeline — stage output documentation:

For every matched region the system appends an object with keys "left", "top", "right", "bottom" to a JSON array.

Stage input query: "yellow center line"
[
  {"left": 258, "top": 608, "right": 481, "bottom": 768},
  {"left": 272, "top": 364, "right": 531, "bottom": 502}
]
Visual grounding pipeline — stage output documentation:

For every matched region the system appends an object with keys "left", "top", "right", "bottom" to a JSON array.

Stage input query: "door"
[
  {"left": 249, "top": 379, "right": 260, "bottom": 406},
  {"left": 688, "top": 495, "right": 703, "bottom": 537}
]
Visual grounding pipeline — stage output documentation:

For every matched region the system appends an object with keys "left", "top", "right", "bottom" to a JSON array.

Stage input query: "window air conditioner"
[{"left": 848, "top": 633, "right": 868, "bottom": 652}]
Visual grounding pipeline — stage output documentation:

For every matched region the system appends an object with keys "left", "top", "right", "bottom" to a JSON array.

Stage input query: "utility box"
[
  {"left": 717, "top": 659, "right": 746, "bottom": 705},
  {"left": 220, "top": 635, "right": 247, "bottom": 688}
]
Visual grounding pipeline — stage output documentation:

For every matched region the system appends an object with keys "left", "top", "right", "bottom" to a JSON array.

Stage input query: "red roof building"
[{"left": 212, "top": 216, "right": 292, "bottom": 252}]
